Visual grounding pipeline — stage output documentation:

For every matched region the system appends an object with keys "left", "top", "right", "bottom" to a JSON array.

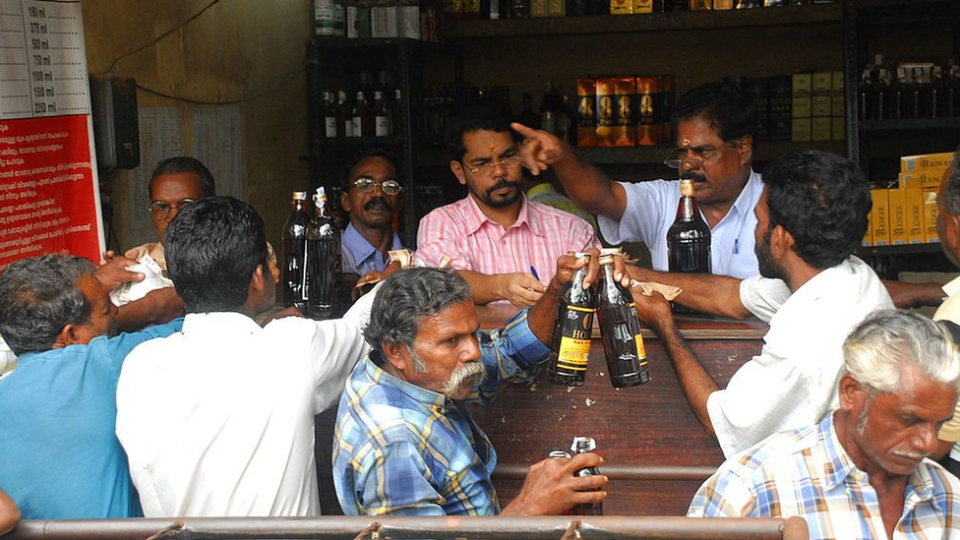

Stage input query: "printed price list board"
[
  {"left": 0, "top": 0, "right": 89, "bottom": 119},
  {"left": 0, "top": 0, "right": 101, "bottom": 271}
]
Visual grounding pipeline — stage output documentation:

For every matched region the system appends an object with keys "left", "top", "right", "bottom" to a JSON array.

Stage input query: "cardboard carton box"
[
  {"left": 871, "top": 189, "right": 890, "bottom": 246},
  {"left": 906, "top": 187, "right": 924, "bottom": 244},
  {"left": 923, "top": 188, "right": 940, "bottom": 244}
]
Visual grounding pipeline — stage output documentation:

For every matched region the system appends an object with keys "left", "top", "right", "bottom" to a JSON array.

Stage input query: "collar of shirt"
[
  {"left": 715, "top": 169, "right": 763, "bottom": 228},
  {"left": 818, "top": 413, "right": 937, "bottom": 505},
  {"left": 462, "top": 194, "right": 544, "bottom": 238},
  {"left": 364, "top": 352, "right": 450, "bottom": 411},
  {"left": 343, "top": 223, "right": 402, "bottom": 269},
  {"left": 181, "top": 311, "right": 261, "bottom": 338},
  {"left": 942, "top": 276, "right": 960, "bottom": 299}
]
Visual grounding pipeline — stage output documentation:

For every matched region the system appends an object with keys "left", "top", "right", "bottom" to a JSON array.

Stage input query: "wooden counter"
[{"left": 315, "top": 305, "right": 766, "bottom": 516}]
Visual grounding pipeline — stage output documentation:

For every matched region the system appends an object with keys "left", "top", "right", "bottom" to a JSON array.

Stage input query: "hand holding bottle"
[{"left": 500, "top": 452, "right": 608, "bottom": 516}]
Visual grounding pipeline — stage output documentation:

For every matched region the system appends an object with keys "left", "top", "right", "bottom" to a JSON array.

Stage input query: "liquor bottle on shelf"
[
  {"left": 509, "top": 0, "right": 530, "bottom": 19},
  {"left": 322, "top": 90, "right": 338, "bottom": 139},
  {"left": 931, "top": 65, "right": 944, "bottom": 119},
  {"left": 338, "top": 90, "right": 354, "bottom": 137},
  {"left": 305, "top": 187, "right": 343, "bottom": 320},
  {"left": 540, "top": 82, "right": 560, "bottom": 135},
  {"left": 667, "top": 179, "right": 711, "bottom": 274},
  {"left": 557, "top": 95, "right": 574, "bottom": 144},
  {"left": 858, "top": 66, "right": 874, "bottom": 121},
  {"left": 548, "top": 253, "right": 597, "bottom": 387},
  {"left": 315, "top": 0, "right": 337, "bottom": 36},
  {"left": 948, "top": 58, "right": 960, "bottom": 118},
  {"left": 352, "top": 90, "right": 371, "bottom": 137},
  {"left": 373, "top": 91, "right": 392, "bottom": 136},
  {"left": 596, "top": 252, "right": 649, "bottom": 388},
  {"left": 569, "top": 436, "right": 603, "bottom": 516},
  {"left": 515, "top": 92, "right": 540, "bottom": 129},
  {"left": 282, "top": 191, "right": 311, "bottom": 311}
]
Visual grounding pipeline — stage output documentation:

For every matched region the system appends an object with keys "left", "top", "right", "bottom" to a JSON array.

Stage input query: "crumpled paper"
[
  {"left": 630, "top": 279, "right": 682, "bottom": 301},
  {"left": 109, "top": 254, "right": 170, "bottom": 306}
]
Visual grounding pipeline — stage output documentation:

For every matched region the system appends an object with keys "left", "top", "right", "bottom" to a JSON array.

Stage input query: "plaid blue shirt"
[
  {"left": 333, "top": 309, "right": 549, "bottom": 516},
  {"left": 689, "top": 413, "right": 960, "bottom": 540}
]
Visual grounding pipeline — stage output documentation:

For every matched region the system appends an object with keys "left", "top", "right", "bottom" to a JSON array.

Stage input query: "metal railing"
[{"left": 7, "top": 516, "right": 809, "bottom": 540}]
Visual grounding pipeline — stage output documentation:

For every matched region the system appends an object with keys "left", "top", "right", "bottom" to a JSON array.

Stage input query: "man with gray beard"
[
  {"left": 332, "top": 258, "right": 614, "bottom": 516},
  {"left": 688, "top": 310, "right": 960, "bottom": 540}
]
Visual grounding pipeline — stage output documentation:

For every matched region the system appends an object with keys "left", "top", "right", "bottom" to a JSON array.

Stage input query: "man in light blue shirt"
[
  {"left": 0, "top": 254, "right": 182, "bottom": 519},
  {"left": 341, "top": 151, "right": 404, "bottom": 277},
  {"left": 515, "top": 82, "right": 762, "bottom": 279}
]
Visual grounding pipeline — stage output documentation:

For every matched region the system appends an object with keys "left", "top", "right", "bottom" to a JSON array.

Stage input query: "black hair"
[
  {"left": 149, "top": 156, "right": 217, "bottom": 199},
  {"left": 342, "top": 149, "right": 401, "bottom": 190},
  {"left": 0, "top": 254, "right": 94, "bottom": 355},
  {"left": 763, "top": 150, "right": 871, "bottom": 269},
  {"left": 444, "top": 106, "right": 517, "bottom": 162},
  {"left": 164, "top": 196, "right": 267, "bottom": 313},
  {"left": 942, "top": 145, "right": 960, "bottom": 215},
  {"left": 673, "top": 82, "right": 758, "bottom": 142},
  {"left": 364, "top": 267, "right": 472, "bottom": 355}
]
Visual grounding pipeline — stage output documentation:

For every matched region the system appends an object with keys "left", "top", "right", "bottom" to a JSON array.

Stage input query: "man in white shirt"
[
  {"left": 629, "top": 150, "right": 893, "bottom": 457},
  {"left": 116, "top": 196, "right": 375, "bottom": 517},
  {"left": 516, "top": 82, "right": 763, "bottom": 279}
]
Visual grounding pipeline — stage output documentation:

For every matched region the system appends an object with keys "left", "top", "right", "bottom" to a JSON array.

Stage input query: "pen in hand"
[{"left": 529, "top": 266, "right": 540, "bottom": 282}]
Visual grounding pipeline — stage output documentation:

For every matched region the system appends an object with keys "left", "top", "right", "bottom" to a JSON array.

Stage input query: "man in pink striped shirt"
[{"left": 417, "top": 108, "right": 600, "bottom": 307}]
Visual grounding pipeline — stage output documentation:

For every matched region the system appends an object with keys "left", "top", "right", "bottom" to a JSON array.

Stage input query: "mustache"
[
  {"left": 486, "top": 179, "right": 519, "bottom": 196},
  {"left": 363, "top": 197, "right": 392, "bottom": 212},
  {"left": 680, "top": 172, "right": 706, "bottom": 182},
  {"left": 443, "top": 361, "right": 486, "bottom": 395}
]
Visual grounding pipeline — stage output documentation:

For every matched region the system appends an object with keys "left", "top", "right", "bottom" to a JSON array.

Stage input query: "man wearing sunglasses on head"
[
  {"left": 417, "top": 107, "right": 600, "bottom": 308},
  {"left": 515, "top": 82, "right": 763, "bottom": 280},
  {"left": 340, "top": 151, "right": 405, "bottom": 278}
]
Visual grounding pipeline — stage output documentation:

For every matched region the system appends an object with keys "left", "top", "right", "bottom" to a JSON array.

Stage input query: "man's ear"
[
  {"left": 947, "top": 213, "right": 960, "bottom": 255},
  {"left": 54, "top": 323, "right": 85, "bottom": 348},
  {"left": 769, "top": 224, "right": 795, "bottom": 260},
  {"left": 341, "top": 189, "right": 353, "bottom": 213},
  {"left": 450, "top": 161, "right": 466, "bottom": 186},
  {"left": 737, "top": 135, "right": 754, "bottom": 166},
  {"left": 250, "top": 263, "right": 267, "bottom": 295},
  {"left": 381, "top": 342, "right": 409, "bottom": 374}
]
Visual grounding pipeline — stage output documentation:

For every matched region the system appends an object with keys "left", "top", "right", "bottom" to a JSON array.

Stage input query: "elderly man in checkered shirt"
[{"left": 689, "top": 309, "right": 960, "bottom": 540}]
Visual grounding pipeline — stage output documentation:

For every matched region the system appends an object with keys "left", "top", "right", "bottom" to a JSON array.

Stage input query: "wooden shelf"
[
  {"left": 574, "top": 140, "right": 846, "bottom": 165},
  {"left": 442, "top": 3, "right": 841, "bottom": 39},
  {"left": 858, "top": 118, "right": 960, "bottom": 132},
  {"left": 857, "top": 243, "right": 943, "bottom": 257},
  {"left": 312, "top": 37, "right": 445, "bottom": 52}
]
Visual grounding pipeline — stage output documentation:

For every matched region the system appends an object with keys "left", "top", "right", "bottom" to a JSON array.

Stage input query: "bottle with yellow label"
[
  {"left": 597, "top": 251, "right": 649, "bottom": 388},
  {"left": 548, "top": 253, "right": 597, "bottom": 387}
]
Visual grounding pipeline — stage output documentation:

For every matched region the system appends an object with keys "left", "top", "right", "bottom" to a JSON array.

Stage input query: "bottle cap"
[
  {"left": 571, "top": 436, "right": 597, "bottom": 453},
  {"left": 573, "top": 252, "right": 591, "bottom": 264},
  {"left": 680, "top": 179, "right": 694, "bottom": 196},
  {"left": 293, "top": 191, "right": 308, "bottom": 201}
]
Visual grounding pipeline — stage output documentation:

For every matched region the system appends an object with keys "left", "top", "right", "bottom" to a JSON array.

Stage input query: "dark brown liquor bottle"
[
  {"left": 596, "top": 252, "right": 649, "bottom": 388},
  {"left": 667, "top": 179, "right": 711, "bottom": 274},
  {"left": 305, "top": 188, "right": 343, "bottom": 319},
  {"left": 569, "top": 436, "right": 603, "bottom": 516},
  {"left": 548, "top": 253, "right": 597, "bottom": 387},
  {"left": 282, "top": 191, "right": 311, "bottom": 310}
]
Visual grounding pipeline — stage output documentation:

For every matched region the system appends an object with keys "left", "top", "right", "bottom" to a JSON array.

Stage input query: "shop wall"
[{"left": 82, "top": 0, "right": 312, "bottom": 253}]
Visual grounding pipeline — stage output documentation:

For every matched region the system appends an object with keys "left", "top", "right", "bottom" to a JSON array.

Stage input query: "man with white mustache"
[
  {"left": 333, "top": 255, "right": 617, "bottom": 516},
  {"left": 688, "top": 310, "right": 960, "bottom": 540}
]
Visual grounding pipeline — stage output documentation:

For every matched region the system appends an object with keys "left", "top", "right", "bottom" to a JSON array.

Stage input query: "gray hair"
[
  {"left": 364, "top": 267, "right": 473, "bottom": 359},
  {"left": 0, "top": 254, "right": 95, "bottom": 355},
  {"left": 843, "top": 309, "right": 960, "bottom": 394},
  {"left": 943, "top": 145, "right": 960, "bottom": 215}
]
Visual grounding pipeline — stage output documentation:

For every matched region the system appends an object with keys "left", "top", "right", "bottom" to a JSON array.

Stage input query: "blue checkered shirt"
[
  {"left": 333, "top": 309, "right": 549, "bottom": 516},
  {"left": 688, "top": 413, "right": 960, "bottom": 540}
]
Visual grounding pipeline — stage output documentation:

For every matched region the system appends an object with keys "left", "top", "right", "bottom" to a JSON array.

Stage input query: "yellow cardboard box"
[
  {"left": 792, "top": 73, "right": 812, "bottom": 119},
  {"left": 812, "top": 117, "right": 832, "bottom": 142},
  {"left": 871, "top": 189, "right": 890, "bottom": 246},
  {"left": 901, "top": 152, "right": 955, "bottom": 173},
  {"left": 832, "top": 117, "right": 844, "bottom": 141},
  {"left": 899, "top": 170, "right": 948, "bottom": 190},
  {"left": 923, "top": 188, "right": 940, "bottom": 244},
  {"left": 831, "top": 70, "right": 844, "bottom": 118},
  {"left": 812, "top": 71, "right": 832, "bottom": 117},
  {"left": 905, "top": 187, "right": 924, "bottom": 244},
  {"left": 792, "top": 118, "right": 811, "bottom": 142},
  {"left": 888, "top": 188, "right": 907, "bottom": 245}
]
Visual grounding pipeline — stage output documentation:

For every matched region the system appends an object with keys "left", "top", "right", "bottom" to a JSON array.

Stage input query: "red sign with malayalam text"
[{"left": 0, "top": 114, "right": 102, "bottom": 271}]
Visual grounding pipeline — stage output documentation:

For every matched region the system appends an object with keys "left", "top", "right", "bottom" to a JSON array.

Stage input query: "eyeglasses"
[
  {"left": 663, "top": 140, "right": 741, "bottom": 170},
  {"left": 462, "top": 154, "right": 522, "bottom": 176},
  {"left": 148, "top": 199, "right": 196, "bottom": 221},
  {"left": 353, "top": 178, "right": 402, "bottom": 195}
]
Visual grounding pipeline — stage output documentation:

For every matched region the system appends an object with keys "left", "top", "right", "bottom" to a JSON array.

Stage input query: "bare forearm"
[
  {"left": 628, "top": 266, "right": 749, "bottom": 319},
  {"left": 459, "top": 270, "right": 503, "bottom": 305},
  {"left": 655, "top": 316, "right": 719, "bottom": 436},
  {"left": 552, "top": 151, "right": 624, "bottom": 220},
  {"left": 115, "top": 289, "right": 183, "bottom": 332},
  {"left": 527, "top": 280, "right": 562, "bottom": 344},
  {"left": 883, "top": 279, "right": 944, "bottom": 309},
  {"left": 0, "top": 488, "right": 20, "bottom": 535}
]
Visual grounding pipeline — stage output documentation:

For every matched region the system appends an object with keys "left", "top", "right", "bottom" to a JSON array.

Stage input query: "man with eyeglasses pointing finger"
[
  {"left": 516, "top": 82, "right": 763, "bottom": 280},
  {"left": 340, "top": 151, "right": 406, "bottom": 278},
  {"left": 417, "top": 107, "right": 600, "bottom": 308}
]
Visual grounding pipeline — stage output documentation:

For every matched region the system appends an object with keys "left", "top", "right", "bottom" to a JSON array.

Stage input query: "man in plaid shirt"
[
  {"left": 333, "top": 257, "right": 616, "bottom": 516},
  {"left": 689, "top": 310, "right": 960, "bottom": 540}
]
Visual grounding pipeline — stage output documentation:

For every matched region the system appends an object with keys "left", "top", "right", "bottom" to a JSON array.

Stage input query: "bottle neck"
[
  {"left": 293, "top": 199, "right": 307, "bottom": 213},
  {"left": 676, "top": 194, "right": 700, "bottom": 222}
]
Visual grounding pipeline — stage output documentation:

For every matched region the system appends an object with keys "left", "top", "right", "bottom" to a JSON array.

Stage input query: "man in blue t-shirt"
[{"left": 0, "top": 254, "right": 182, "bottom": 519}]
